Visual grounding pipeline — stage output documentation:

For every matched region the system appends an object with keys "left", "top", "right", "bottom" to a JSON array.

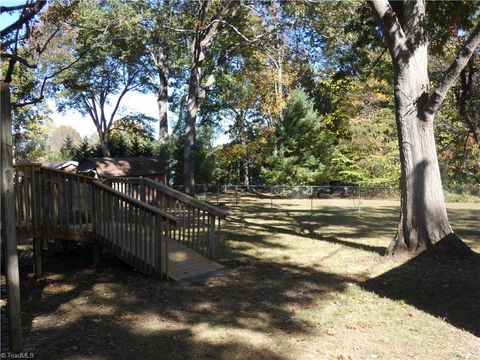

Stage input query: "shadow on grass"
[
  {"left": 226, "top": 205, "right": 397, "bottom": 255},
  {"left": 363, "top": 248, "right": 480, "bottom": 337},
  {"left": 226, "top": 200, "right": 480, "bottom": 338},
  {"left": 3, "top": 201, "right": 479, "bottom": 357},
  {"left": 2, "top": 240, "right": 350, "bottom": 359}
]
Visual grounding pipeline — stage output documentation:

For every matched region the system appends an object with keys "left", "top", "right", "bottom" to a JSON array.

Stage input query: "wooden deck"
[
  {"left": 13, "top": 164, "right": 228, "bottom": 282},
  {"left": 168, "top": 240, "right": 227, "bottom": 281}
]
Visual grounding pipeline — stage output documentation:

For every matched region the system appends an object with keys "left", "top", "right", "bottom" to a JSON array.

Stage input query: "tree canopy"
[{"left": 2, "top": 0, "right": 479, "bottom": 254}]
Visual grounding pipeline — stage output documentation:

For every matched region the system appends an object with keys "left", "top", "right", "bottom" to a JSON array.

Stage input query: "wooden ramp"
[
  {"left": 168, "top": 240, "right": 227, "bottom": 281},
  {"left": 13, "top": 164, "right": 228, "bottom": 282}
]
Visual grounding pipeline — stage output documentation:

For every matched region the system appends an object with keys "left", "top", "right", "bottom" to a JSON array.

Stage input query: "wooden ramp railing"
[
  {"left": 105, "top": 177, "right": 227, "bottom": 259},
  {"left": 13, "top": 164, "right": 177, "bottom": 278}
]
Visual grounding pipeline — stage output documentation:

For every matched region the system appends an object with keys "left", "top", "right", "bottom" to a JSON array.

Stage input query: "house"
[
  {"left": 76, "top": 157, "right": 166, "bottom": 184},
  {"left": 43, "top": 161, "right": 79, "bottom": 172}
]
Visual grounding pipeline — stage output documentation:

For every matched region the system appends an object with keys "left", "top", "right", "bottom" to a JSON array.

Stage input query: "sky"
[{"left": 46, "top": 92, "right": 160, "bottom": 138}]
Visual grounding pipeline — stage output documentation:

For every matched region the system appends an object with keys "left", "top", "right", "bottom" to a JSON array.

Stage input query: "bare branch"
[
  {"left": 425, "top": 22, "right": 480, "bottom": 117},
  {"left": 0, "top": 0, "right": 46, "bottom": 40},
  {"left": 37, "top": 28, "right": 60, "bottom": 56},
  {"left": 1, "top": 3, "right": 37, "bottom": 13},
  {"left": 159, "top": 24, "right": 194, "bottom": 33},
  {"left": 204, "top": 19, "right": 265, "bottom": 44}
]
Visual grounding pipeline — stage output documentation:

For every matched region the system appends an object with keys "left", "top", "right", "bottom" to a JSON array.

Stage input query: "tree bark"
[
  {"left": 1, "top": 82, "right": 23, "bottom": 352},
  {"left": 242, "top": 159, "right": 249, "bottom": 185},
  {"left": 152, "top": 44, "right": 170, "bottom": 146},
  {"left": 184, "top": 61, "right": 199, "bottom": 195},
  {"left": 370, "top": 0, "right": 478, "bottom": 256},
  {"left": 158, "top": 81, "right": 169, "bottom": 145},
  {"left": 99, "top": 133, "right": 111, "bottom": 157},
  {"left": 183, "top": 0, "right": 214, "bottom": 196}
]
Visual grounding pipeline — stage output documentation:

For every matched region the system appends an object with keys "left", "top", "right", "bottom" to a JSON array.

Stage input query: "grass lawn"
[{"left": 2, "top": 197, "right": 479, "bottom": 359}]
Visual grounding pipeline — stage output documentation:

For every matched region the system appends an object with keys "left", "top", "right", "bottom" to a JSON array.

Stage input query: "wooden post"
[
  {"left": 271, "top": 186, "right": 273, "bottom": 209},
  {"left": 1, "top": 82, "right": 23, "bottom": 352},
  {"left": 207, "top": 214, "right": 216, "bottom": 259},
  {"left": 89, "top": 182, "right": 100, "bottom": 265},
  {"left": 33, "top": 238, "right": 42, "bottom": 278},
  {"left": 140, "top": 179, "right": 146, "bottom": 203},
  {"left": 32, "top": 165, "right": 42, "bottom": 278}
]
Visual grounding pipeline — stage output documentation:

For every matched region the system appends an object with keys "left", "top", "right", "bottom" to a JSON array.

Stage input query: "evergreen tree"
[
  {"left": 58, "top": 136, "right": 76, "bottom": 160},
  {"left": 263, "top": 89, "right": 333, "bottom": 185}
]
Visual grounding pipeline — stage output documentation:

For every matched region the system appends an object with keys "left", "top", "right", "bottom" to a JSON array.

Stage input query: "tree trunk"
[
  {"left": 379, "top": 1, "right": 473, "bottom": 256},
  {"left": 1, "top": 82, "right": 23, "bottom": 352},
  {"left": 99, "top": 134, "right": 111, "bottom": 157},
  {"left": 158, "top": 83, "right": 169, "bottom": 145},
  {"left": 155, "top": 45, "right": 170, "bottom": 146},
  {"left": 242, "top": 159, "right": 249, "bottom": 185},
  {"left": 184, "top": 62, "right": 200, "bottom": 196}
]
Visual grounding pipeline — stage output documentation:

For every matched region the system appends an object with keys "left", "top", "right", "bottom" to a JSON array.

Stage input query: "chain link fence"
[
  {"left": 173, "top": 184, "right": 401, "bottom": 211},
  {"left": 172, "top": 183, "right": 480, "bottom": 210}
]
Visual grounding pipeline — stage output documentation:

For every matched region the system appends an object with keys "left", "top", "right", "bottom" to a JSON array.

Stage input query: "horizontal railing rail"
[{"left": 105, "top": 177, "right": 226, "bottom": 259}]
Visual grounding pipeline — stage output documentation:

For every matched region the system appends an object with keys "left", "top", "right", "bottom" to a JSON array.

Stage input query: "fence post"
[
  {"left": 271, "top": 186, "right": 273, "bottom": 209},
  {"left": 165, "top": 219, "right": 170, "bottom": 279},
  {"left": 235, "top": 185, "right": 238, "bottom": 206},
  {"left": 358, "top": 186, "right": 362, "bottom": 213},
  {"left": 216, "top": 184, "right": 220, "bottom": 205},
  {"left": 310, "top": 186, "right": 313, "bottom": 211}
]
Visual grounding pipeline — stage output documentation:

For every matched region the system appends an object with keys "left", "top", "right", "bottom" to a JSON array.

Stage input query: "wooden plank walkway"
[{"left": 168, "top": 240, "right": 227, "bottom": 281}]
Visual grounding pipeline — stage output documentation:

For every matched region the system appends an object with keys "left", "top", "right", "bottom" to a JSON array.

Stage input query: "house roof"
[
  {"left": 43, "top": 161, "right": 79, "bottom": 170},
  {"left": 76, "top": 157, "right": 166, "bottom": 177}
]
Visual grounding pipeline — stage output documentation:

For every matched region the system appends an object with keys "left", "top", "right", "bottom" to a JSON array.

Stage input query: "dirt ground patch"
[{"left": 2, "top": 199, "right": 480, "bottom": 359}]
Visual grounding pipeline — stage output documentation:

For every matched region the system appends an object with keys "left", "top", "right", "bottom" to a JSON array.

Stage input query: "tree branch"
[
  {"left": 0, "top": 53, "right": 36, "bottom": 68},
  {"left": 204, "top": 19, "right": 264, "bottom": 44},
  {"left": 425, "top": 22, "right": 480, "bottom": 117},
  {"left": 37, "top": 28, "right": 60, "bottom": 55},
  {"left": 369, "top": 0, "right": 408, "bottom": 60},
  {"left": 12, "top": 56, "right": 82, "bottom": 108},
  {"left": 0, "top": 0, "right": 46, "bottom": 40},
  {"left": 1, "top": 3, "right": 37, "bottom": 13}
]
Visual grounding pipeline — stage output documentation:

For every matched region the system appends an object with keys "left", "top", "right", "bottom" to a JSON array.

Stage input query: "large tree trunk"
[
  {"left": 370, "top": 0, "right": 477, "bottom": 256},
  {"left": 184, "top": 62, "right": 200, "bottom": 196},
  {"left": 155, "top": 45, "right": 170, "bottom": 146},
  {"left": 390, "top": 62, "right": 453, "bottom": 253},
  {"left": 242, "top": 159, "right": 249, "bottom": 185},
  {"left": 387, "top": 25, "right": 451, "bottom": 253},
  {"left": 99, "top": 133, "right": 111, "bottom": 157},
  {"left": 158, "top": 83, "right": 169, "bottom": 145}
]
